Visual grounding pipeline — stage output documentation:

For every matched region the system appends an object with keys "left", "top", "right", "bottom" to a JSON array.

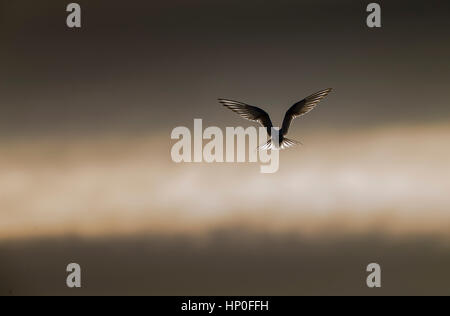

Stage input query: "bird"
[{"left": 218, "top": 88, "right": 332, "bottom": 150}]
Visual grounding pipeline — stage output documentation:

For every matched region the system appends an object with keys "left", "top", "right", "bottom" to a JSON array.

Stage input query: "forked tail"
[{"left": 257, "top": 137, "right": 302, "bottom": 151}]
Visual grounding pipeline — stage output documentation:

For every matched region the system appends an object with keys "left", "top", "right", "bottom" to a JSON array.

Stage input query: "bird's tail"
[
  {"left": 257, "top": 138, "right": 302, "bottom": 151},
  {"left": 281, "top": 137, "right": 302, "bottom": 149}
]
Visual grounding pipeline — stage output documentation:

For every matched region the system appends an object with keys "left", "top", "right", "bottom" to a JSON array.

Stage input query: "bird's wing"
[
  {"left": 219, "top": 99, "right": 273, "bottom": 134},
  {"left": 281, "top": 88, "right": 332, "bottom": 135}
]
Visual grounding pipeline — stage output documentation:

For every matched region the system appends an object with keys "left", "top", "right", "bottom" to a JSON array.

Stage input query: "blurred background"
[{"left": 1, "top": 0, "right": 449, "bottom": 295}]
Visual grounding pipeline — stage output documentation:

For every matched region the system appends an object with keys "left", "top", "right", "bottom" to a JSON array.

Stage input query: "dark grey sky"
[
  {"left": 1, "top": 2, "right": 450, "bottom": 295},
  {"left": 1, "top": 0, "right": 449, "bottom": 136}
]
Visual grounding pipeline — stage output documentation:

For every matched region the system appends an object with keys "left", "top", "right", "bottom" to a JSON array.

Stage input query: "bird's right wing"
[
  {"left": 281, "top": 88, "right": 332, "bottom": 135},
  {"left": 219, "top": 99, "right": 273, "bottom": 134}
]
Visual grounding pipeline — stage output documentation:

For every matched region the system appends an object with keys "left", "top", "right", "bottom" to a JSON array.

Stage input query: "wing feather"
[
  {"left": 281, "top": 88, "right": 332, "bottom": 135},
  {"left": 219, "top": 99, "right": 273, "bottom": 135}
]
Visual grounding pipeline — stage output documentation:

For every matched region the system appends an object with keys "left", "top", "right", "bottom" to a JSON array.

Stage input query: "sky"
[
  {"left": 1, "top": 0, "right": 449, "bottom": 238},
  {"left": 0, "top": 0, "right": 450, "bottom": 295},
  {"left": 1, "top": 0, "right": 450, "bottom": 136}
]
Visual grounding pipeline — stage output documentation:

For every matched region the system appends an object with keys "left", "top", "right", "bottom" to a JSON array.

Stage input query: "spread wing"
[
  {"left": 219, "top": 99, "right": 273, "bottom": 135},
  {"left": 281, "top": 88, "right": 332, "bottom": 135}
]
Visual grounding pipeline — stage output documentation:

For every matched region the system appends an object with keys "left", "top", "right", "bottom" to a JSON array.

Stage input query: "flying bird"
[{"left": 219, "top": 88, "right": 332, "bottom": 150}]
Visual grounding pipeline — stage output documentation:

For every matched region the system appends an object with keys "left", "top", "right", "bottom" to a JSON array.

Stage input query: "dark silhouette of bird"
[{"left": 219, "top": 88, "right": 332, "bottom": 150}]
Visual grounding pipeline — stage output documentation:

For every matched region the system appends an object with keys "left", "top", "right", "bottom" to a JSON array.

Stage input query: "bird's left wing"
[
  {"left": 281, "top": 88, "right": 332, "bottom": 135},
  {"left": 219, "top": 99, "right": 273, "bottom": 134}
]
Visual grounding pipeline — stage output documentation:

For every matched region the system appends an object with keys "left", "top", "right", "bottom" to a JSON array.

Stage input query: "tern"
[{"left": 219, "top": 88, "right": 332, "bottom": 150}]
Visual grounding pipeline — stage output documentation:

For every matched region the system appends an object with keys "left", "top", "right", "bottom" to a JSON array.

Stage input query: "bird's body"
[{"left": 219, "top": 88, "right": 332, "bottom": 150}]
